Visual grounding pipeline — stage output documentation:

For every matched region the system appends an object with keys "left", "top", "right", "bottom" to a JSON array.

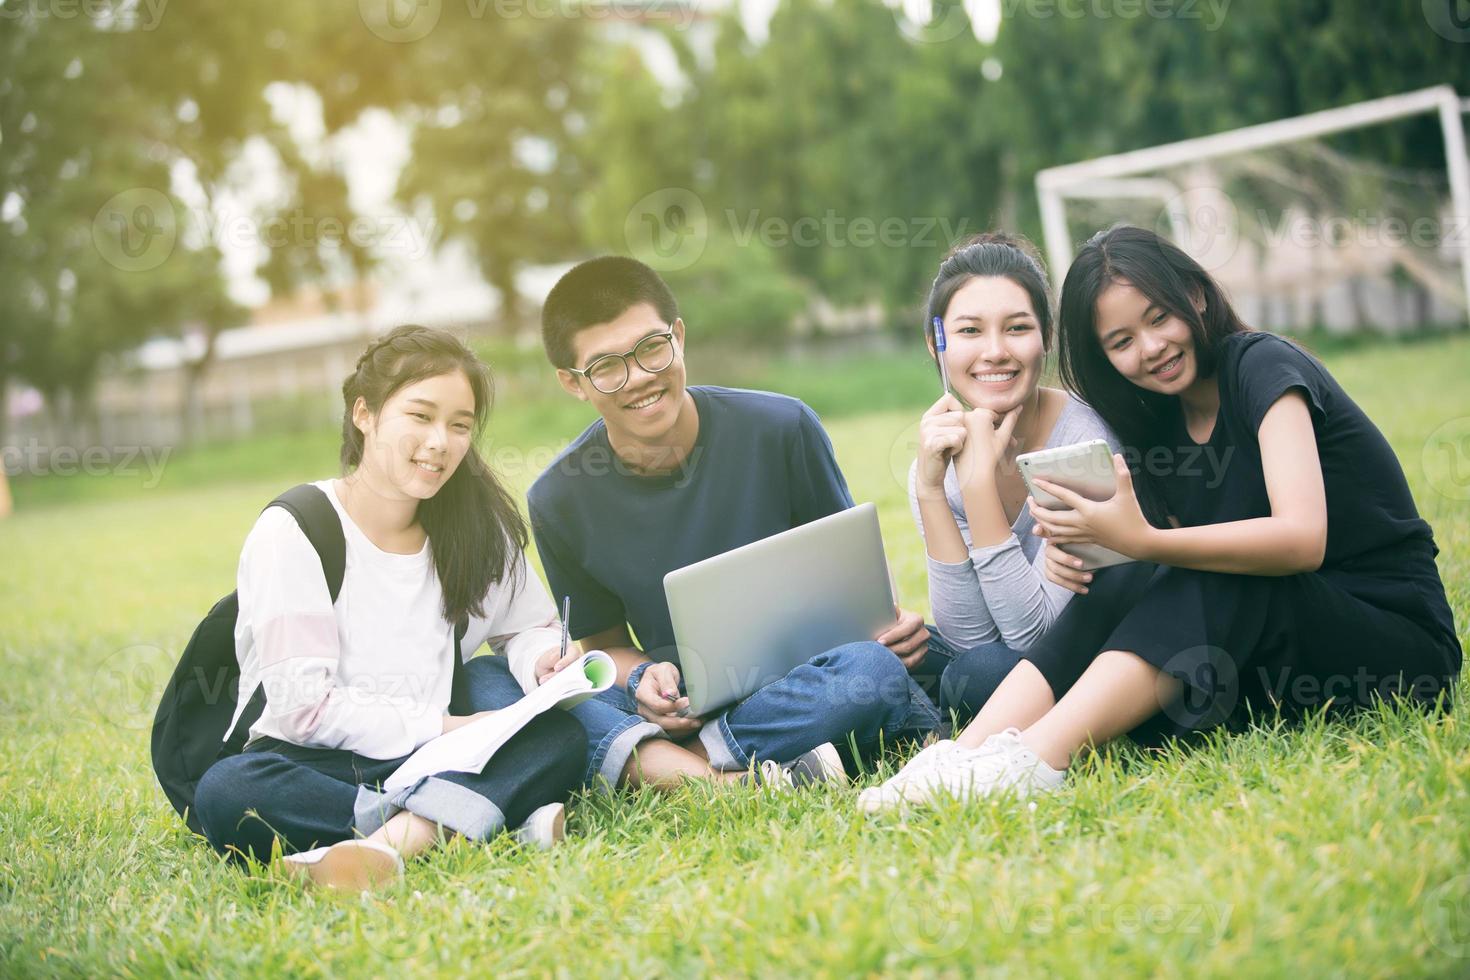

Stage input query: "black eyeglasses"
[{"left": 567, "top": 328, "right": 678, "bottom": 394}]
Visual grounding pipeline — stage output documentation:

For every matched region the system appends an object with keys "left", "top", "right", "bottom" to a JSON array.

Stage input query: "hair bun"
[{"left": 941, "top": 231, "right": 1045, "bottom": 268}]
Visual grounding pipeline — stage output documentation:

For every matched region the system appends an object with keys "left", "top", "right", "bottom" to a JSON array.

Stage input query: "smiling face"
[
  {"left": 557, "top": 301, "right": 689, "bottom": 445},
  {"left": 353, "top": 370, "right": 477, "bottom": 501},
  {"left": 933, "top": 275, "right": 1046, "bottom": 413},
  {"left": 1093, "top": 279, "right": 1201, "bottom": 395}
]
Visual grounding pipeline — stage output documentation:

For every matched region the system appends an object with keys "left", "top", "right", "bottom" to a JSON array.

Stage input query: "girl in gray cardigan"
[{"left": 907, "top": 233, "right": 1118, "bottom": 725}]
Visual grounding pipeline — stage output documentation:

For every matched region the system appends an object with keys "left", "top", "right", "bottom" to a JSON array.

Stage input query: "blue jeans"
[
  {"left": 570, "top": 640, "right": 943, "bottom": 788},
  {"left": 906, "top": 636, "right": 1023, "bottom": 728},
  {"left": 194, "top": 656, "right": 586, "bottom": 861}
]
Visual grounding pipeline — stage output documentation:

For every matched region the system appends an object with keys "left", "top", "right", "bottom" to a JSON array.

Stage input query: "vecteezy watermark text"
[
  {"left": 0, "top": 0, "right": 168, "bottom": 29},
  {"left": 358, "top": 0, "right": 697, "bottom": 43},
  {"left": 92, "top": 188, "right": 436, "bottom": 273},
  {"left": 993, "top": 896, "right": 1234, "bottom": 940},
  {"left": 3, "top": 439, "right": 171, "bottom": 488},
  {"left": 726, "top": 211, "right": 971, "bottom": 251},
  {"left": 998, "top": 0, "right": 1230, "bottom": 29},
  {"left": 624, "top": 186, "right": 975, "bottom": 272}
]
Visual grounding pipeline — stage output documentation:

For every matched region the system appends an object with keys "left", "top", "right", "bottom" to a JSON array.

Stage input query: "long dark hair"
[
  {"left": 924, "top": 231, "right": 1055, "bottom": 365},
  {"left": 1056, "top": 225, "right": 1248, "bottom": 522},
  {"left": 340, "top": 324, "right": 527, "bottom": 624}
]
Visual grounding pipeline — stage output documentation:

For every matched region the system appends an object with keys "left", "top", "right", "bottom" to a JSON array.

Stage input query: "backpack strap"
[
  {"left": 450, "top": 617, "right": 471, "bottom": 714},
  {"left": 220, "top": 484, "right": 347, "bottom": 753},
  {"left": 267, "top": 484, "right": 347, "bottom": 602}
]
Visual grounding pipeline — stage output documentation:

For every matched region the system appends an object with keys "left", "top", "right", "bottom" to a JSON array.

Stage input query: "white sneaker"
[
  {"left": 859, "top": 728, "right": 1063, "bottom": 813},
  {"left": 741, "top": 743, "right": 846, "bottom": 793},
  {"left": 511, "top": 802, "right": 567, "bottom": 850},
  {"left": 920, "top": 728, "right": 1065, "bottom": 804},
  {"left": 280, "top": 839, "right": 404, "bottom": 891},
  {"left": 751, "top": 759, "right": 796, "bottom": 793},
  {"left": 858, "top": 739, "right": 978, "bottom": 814}
]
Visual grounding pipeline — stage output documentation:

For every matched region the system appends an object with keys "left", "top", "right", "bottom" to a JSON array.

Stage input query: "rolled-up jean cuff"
[
  {"left": 352, "top": 777, "right": 506, "bottom": 842},
  {"left": 901, "top": 677, "right": 943, "bottom": 735},
  {"left": 700, "top": 715, "right": 746, "bottom": 770},
  {"left": 595, "top": 719, "right": 666, "bottom": 791}
]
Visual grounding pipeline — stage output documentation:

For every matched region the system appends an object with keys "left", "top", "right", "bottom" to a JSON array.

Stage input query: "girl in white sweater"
[{"left": 195, "top": 325, "right": 586, "bottom": 890}]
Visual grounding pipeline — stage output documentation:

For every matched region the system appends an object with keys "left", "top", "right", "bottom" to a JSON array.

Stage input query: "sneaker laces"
[
  {"left": 925, "top": 729, "right": 1026, "bottom": 784},
  {"left": 753, "top": 759, "right": 794, "bottom": 792}
]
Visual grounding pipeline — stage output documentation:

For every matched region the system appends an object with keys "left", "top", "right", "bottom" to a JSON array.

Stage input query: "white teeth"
[
  {"left": 975, "top": 371, "right": 1019, "bottom": 383},
  {"left": 628, "top": 391, "right": 663, "bottom": 410},
  {"left": 1153, "top": 354, "right": 1182, "bottom": 375},
  {"left": 414, "top": 461, "right": 443, "bottom": 473}
]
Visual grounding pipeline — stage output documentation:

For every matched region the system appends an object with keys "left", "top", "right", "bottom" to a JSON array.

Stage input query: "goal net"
[{"left": 1036, "top": 86, "right": 1470, "bottom": 334}]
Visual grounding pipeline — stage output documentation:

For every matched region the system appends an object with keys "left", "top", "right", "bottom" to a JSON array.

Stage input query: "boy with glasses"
[{"left": 522, "top": 256, "right": 941, "bottom": 791}]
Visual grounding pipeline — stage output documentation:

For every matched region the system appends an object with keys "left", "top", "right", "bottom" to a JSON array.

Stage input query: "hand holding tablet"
[{"left": 1018, "top": 439, "right": 1137, "bottom": 571}]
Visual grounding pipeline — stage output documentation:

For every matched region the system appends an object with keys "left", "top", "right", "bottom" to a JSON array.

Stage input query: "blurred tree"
[
  {"left": 9, "top": 0, "right": 1468, "bottom": 447},
  {"left": 580, "top": 0, "right": 1008, "bottom": 340},
  {"left": 0, "top": 6, "right": 240, "bottom": 446},
  {"left": 0, "top": 2, "right": 383, "bottom": 446},
  {"left": 388, "top": 7, "right": 590, "bottom": 335}
]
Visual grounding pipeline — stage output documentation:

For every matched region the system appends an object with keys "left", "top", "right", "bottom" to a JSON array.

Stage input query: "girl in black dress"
[{"left": 861, "top": 225, "right": 1461, "bottom": 812}]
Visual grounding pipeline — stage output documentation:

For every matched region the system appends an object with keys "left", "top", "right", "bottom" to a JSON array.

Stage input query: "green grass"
[{"left": 3, "top": 336, "right": 1469, "bottom": 977}]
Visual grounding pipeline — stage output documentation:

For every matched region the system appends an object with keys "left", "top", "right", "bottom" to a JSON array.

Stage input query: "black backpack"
[{"left": 150, "top": 483, "right": 469, "bottom": 834}]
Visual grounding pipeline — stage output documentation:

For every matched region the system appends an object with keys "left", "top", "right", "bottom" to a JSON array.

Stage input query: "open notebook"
[{"left": 382, "top": 651, "right": 615, "bottom": 794}]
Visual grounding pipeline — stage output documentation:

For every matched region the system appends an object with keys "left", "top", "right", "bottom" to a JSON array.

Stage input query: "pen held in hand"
[
  {"left": 558, "top": 595, "right": 570, "bottom": 661},
  {"left": 932, "top": 316, "right": 951, "bottom": 396}
]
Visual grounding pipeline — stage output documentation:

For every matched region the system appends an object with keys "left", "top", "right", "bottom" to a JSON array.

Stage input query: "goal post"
[{"left": 1036, "top": 85, "right": 1470, "bottom": 329}]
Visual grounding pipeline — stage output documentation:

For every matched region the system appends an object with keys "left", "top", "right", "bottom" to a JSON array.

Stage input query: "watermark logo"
[
  {"left": 91, "top": 643, "right": 176, "bottom": 731},
  {"left": 624, "top": 188, "right": 708, "bottom": 273},
  {"left": 360, "top": 0, "right": 442, "bottom": 41},
  {"left": 889, "top": 886, "right": 974, "bottom": 958},
  {"left": 887, "top": 417, "right": 926, "bottom": 495},
  {"left": 1157, "top": 644, "right": 1239, "bottom": 730},
  {"left": 1422, "top": 417, "right": 1470, "bottom": 502},
  {"left": 92, "top": 188, "right": 177, "bottom": 272},
  {"left": 1422, "top": 874, "right": 1470, "bottom": 958},
  {"left": 1157, "top": 188, "right": 1240, "bottom": 273},
  {"left": 893, "top": 0, "right": 971, "bottom": 44},
  {"left": 1424, "top": 0, "right": 1470, "bottom": 42}
]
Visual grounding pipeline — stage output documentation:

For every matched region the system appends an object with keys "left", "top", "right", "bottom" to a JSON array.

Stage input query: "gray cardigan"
[{"left": 907, "top": 394, "right": 1120, "bottom": 652}]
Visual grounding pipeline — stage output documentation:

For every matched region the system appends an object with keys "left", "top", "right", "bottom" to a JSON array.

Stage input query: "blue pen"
[{"left": 932, "top": 316, "right": 951, "bottom": 396}]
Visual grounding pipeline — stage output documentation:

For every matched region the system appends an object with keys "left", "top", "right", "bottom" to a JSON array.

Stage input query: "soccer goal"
[{"left": 1035, "top": 86, "right": 1470, "bottom": 333}]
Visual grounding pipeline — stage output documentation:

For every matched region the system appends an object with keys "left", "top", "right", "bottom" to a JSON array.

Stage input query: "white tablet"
[{"left": 1017, "top": 439, "right": 1134, "bottom": 571}]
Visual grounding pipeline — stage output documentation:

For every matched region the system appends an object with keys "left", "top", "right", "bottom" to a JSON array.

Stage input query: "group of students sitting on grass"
[{"left": 187, "top": 225, "right": 1462, "bottom": 891}]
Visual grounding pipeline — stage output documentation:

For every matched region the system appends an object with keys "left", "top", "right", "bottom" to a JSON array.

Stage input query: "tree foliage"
[{"left": 7, "top": 0, "right": 1466, "bottom": 431}]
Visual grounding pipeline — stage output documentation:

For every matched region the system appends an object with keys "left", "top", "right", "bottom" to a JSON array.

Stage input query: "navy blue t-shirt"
[{"left": 527, "top": 386, "right": 854, "bottom": 664}]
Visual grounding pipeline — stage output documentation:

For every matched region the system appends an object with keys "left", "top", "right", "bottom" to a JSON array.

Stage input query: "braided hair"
[{"left": 340, "top": 324, "right": 527, "bottom": 625}]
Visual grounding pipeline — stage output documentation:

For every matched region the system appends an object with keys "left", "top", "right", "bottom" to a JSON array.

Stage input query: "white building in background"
[{"left": 2, "top": 248, "right": 575, "bottom": 456}]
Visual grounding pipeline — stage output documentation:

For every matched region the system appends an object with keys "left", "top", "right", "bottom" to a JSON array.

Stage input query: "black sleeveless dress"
[{"left": 1021, "top": 331, "right": 1462, "bottom": 738}]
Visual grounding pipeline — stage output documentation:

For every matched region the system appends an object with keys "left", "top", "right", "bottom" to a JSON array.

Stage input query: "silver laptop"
[{"left": 663, "top": 502, "right": 897, "bottom": 718}]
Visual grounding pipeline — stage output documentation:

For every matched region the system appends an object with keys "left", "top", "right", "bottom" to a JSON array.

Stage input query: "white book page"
[{"left": 382, "top": 651, "right": 615, "bottom": 793}]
